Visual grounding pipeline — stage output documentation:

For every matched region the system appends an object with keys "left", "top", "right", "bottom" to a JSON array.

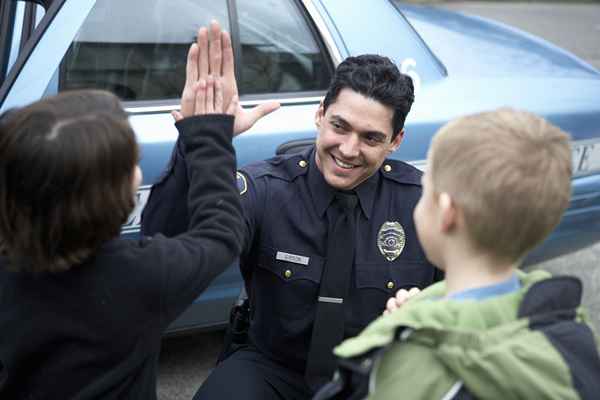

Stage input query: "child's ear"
[{"left": 438, "top": 192, "right": 457, "bottom": 233}]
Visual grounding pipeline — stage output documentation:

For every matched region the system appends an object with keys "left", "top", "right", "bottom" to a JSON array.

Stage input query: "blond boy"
[{"left": 315, "top": 109, "right": 600, "bottom": 400}]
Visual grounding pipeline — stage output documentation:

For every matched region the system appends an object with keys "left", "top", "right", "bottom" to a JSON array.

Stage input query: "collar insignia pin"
[{"left": 377, "top": 221, "right": 405, "bottom": 262}]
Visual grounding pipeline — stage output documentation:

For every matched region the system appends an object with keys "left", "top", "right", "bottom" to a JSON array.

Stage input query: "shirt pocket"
[
  {"left": 254, "top": 246, "right": 324, "bottom": 319},
  {"left": 349, "top": 261, "right": 434, "bottom": 328},
  {"left": 355, "top": 261, "right": 433, "bottom": 295}
]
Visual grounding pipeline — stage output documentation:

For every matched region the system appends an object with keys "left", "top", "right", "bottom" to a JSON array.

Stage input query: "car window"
[
  {"left": 235, "top": 0, "right": 332, "bottom": 95},
  {"left": 58, "top": 0, "right": 332, "bottom": 102},
  {"left": 59, "top": 0, "right": 229, "bottom": 101}
]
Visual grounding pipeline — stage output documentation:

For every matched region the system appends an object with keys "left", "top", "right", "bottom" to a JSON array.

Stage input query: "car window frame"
[
  {"left": 0, "top": 0, "right": 18, "bottom": 83},
  {"left": 0, "top": 0, "right": 341, "bottom": 114},
  {"left": 120, "top": 0, "right": 341, "bottom": 114},
  {"left": 229, "top": 0, "right": 336, "bottom": 100},
  {"left": 0, "top": 0, "right": 67, "bottom": 108}
]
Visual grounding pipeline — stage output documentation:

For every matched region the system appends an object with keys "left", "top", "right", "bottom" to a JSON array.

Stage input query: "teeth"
[{"left": 334, "top": 157, "right": 355, "bottom": 169}]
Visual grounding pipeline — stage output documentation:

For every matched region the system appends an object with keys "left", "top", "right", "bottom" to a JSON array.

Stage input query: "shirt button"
[
  {"left": 387, "top": 281, "right": 395, "bottom": 290},
  {"left": 284, "top": 269, "right": 293, "bottom": 279},
  {"left": 298, "top": 160, "right": 308, "bottom": 168},
  {"left": 383, "top": 164, "right": 392, "bottom": 173}
]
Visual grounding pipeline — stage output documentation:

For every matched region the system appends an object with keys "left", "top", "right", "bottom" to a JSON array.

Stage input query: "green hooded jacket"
[{"left": 332, "top": 270, "right": 600, "bottom": 400}]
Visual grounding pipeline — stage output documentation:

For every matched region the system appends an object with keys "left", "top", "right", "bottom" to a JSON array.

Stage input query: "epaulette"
[
  {"left": 239, "top": 147, "right": 312, "bottom": 183},
  {"left": 380, "top": 158, "right": 423, "bottom": 186}
]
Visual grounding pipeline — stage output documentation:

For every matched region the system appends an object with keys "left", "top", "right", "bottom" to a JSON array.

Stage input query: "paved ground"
[
  {"left": 157, "top": 3, "right": 600, "bottom": 399},
  {"left": 158, "top": 332, "right": 222, "bottom": 400},
  {"left": 528, "top": 243, "right": 600, "bottom": 331}
]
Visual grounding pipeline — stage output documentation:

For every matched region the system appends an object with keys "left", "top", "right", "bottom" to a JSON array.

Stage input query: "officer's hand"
[
  {"left": 383, "top": 287, "right": 420, "bottom": 315},
  {"left": 209, "top": 21, "right": 280, "bottom": 135},
  {"left": 174, "top": 22, "right": 279, "bottom": 134}
]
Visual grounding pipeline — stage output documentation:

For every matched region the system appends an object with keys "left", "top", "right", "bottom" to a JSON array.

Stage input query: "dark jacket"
[{"left": 0, "top": 115, "right": 243, "bottom": 399}]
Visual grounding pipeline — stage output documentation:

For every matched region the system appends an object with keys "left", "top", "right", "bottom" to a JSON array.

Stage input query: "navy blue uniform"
[{"left": 142, "top": 145, "right": 441, "bottom": 399}]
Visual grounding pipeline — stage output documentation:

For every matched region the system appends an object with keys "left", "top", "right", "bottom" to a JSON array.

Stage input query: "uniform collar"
[{"left": 307, "top": 148, "right": 379, "bottom": 220}]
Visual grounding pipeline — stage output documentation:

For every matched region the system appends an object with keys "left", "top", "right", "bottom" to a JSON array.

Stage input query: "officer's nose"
[{"left": 338, "top": 133, "right": 360, "bottom": 159}]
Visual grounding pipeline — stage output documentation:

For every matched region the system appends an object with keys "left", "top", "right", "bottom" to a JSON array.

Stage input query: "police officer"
[{"left": 142, "top": 22, "right": 441, "bottom": 400}]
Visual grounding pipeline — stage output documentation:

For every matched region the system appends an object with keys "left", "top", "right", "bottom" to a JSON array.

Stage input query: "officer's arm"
[
  {"left": 237, "top": 171, "right": 264, "bottom": 283},
  {"left": 141, "top": 139, "right": 190, "bottom": 238}
]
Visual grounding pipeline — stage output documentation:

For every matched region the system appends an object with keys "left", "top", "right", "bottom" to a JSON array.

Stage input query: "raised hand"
[
  {"left": 174, "top": 21, "right": 280, "bottom": 134},
  {"left": 195, "top": 76, "right": 238, "bottom": 116},
  {"left": 214, "top": 24, "right": 280, "bottom": 135}
]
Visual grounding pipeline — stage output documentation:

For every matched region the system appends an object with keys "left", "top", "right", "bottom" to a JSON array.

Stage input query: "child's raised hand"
[
  {"left": 383, "top": 287, "right": 421, "bottom": 316},
  {"left": 172, "top": 76, "right": 237, "bottom": 120}
]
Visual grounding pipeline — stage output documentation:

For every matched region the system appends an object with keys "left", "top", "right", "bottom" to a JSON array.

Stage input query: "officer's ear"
[
  {"left": 389, "top": 129, "right": 404, "bottom": 153},
  {"left": 315, "top": 101, "right": 325, "bottom": 128}
]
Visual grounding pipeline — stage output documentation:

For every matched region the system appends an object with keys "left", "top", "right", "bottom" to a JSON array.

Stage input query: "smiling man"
[{"left": 143, "top": 46, "right": 442, "bottom": 399}]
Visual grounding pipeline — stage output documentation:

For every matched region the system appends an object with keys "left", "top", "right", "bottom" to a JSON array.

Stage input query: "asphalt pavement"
[{"left": 157, "top": 3, "right": 600, "bottom": 399}]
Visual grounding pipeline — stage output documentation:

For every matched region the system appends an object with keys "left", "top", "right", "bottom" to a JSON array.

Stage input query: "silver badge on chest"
[{"left": 377, "top": 221, "right": 406, "bottom": 262}]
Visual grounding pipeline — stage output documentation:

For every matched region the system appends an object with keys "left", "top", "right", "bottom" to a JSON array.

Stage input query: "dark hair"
[
  {"left": 0, "top": 90, "right": 139, "bottom": 273},
  {"left": 322, "top": 54, "right": 414, "bottom": 140}
]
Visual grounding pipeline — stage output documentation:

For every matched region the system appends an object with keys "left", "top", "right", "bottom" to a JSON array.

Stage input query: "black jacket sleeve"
[{"left": 139, "top": 114, "right": 243, "bottom": 325}]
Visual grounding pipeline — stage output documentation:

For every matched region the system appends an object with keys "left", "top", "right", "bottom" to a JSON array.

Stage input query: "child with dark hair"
[{"left": 0, "top": 32, "right": 243, "bottom": 399}]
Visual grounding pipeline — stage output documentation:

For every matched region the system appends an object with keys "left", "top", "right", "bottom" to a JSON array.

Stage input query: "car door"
[{"left": 0, "top": 0, "right": 341, "bottom": 332}]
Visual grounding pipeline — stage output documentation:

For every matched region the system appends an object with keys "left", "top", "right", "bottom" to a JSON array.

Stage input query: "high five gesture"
[{"left": 173, "top": 21, "right": 280, "bottom": 135}]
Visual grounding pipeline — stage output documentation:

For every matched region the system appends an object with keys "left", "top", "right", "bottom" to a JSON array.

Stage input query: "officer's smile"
[{"left": 332, "top": 155, "right": 359, "bottom": 169}]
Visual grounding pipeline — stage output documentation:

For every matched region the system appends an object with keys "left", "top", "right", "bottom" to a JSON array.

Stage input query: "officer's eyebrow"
[
  {"left": 329, "top": 115, "right": 351, "bottom": 130},
  {"left": 330, "top": 114, "right": 388, "bottom": 142}
]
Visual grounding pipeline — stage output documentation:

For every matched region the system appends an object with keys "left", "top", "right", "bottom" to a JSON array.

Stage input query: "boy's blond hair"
[{"left": 429, "top": 108, "right": 572, "bottom": 264}]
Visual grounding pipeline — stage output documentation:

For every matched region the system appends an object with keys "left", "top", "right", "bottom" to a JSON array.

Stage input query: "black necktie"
[{"left": 305, "top": 192, "right": 358, "bottom": 391}]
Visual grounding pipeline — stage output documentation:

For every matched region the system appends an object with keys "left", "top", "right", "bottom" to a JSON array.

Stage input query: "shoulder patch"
[{"left": 237, "top": 171, "right": 248, "bottom": 195}]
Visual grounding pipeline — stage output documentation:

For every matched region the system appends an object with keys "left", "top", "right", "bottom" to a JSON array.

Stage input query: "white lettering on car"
[
  {"left": 399, "top": 58, "right": 421, "bottom": 96},
  {"left": 122, "top": 185, "right": 152, "bottom": 234}
]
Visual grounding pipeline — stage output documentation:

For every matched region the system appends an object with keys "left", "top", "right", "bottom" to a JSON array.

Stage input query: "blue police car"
[{"left": 2, "top": 0, "right": 600, "bottom": 334}]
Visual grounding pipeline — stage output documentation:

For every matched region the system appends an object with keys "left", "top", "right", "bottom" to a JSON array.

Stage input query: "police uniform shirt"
[{"left": 237, "top": 146, "right": 440, "bottom": 374}]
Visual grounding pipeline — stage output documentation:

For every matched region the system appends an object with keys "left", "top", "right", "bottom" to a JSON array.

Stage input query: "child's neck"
[{"left": 442, "top": 250, "right": 518, "bottom": 298}]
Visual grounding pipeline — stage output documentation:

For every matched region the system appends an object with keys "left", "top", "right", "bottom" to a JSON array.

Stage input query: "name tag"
[{"left": 276, "top": 251, "right": 309, "bottom": 266}]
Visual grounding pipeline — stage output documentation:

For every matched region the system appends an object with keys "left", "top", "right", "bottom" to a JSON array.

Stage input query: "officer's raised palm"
[{"left": 174, "top": 22, "right": 279, "bottom": 135}]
